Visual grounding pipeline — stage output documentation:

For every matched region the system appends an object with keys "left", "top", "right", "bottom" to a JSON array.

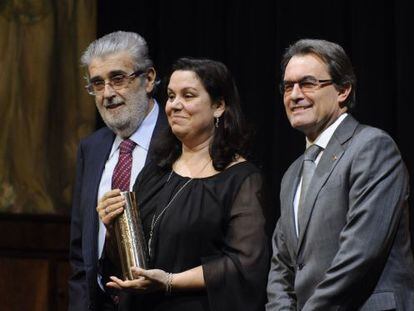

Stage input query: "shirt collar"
[
  {"left": 306, "top": 113, "right": 348, "bottom": 149},
  {"left": 110, "top": 100, "right": 159, "bottom": 157}
]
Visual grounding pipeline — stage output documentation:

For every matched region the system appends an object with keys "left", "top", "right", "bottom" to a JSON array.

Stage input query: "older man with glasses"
[
  {"left": 266, "top": 39, "right": 414, "bottom": 310},
  {"left": 68, "top": 31, "right": 167, "bottom": 311}
]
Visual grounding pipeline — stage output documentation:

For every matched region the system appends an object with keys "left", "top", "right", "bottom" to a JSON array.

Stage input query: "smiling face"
[
  {"left": 166, "top": 70, "right": 224, "bottom": 147},
  {"left": 88, "top": 51, "right": 155, "bottom": 138},
  {"left": 283, "top": 54, "right": 350, "bottom": 141}
]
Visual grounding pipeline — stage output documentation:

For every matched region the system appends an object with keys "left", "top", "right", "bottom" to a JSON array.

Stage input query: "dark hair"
[
  {"left": 155, "top": 57, "right": 250, "bottom": 171},
  {"left": 281, "top": 39, "right": 357, "bottom": 110}
]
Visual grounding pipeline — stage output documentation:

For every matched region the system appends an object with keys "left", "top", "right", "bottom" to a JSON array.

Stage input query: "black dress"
[{"left": 121, "top": 161, "right": 270, "bottom": 311}]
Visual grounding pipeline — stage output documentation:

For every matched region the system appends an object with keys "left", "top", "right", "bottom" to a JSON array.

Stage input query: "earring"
[{"left": 215, "top": 116, "right": 220, "bottom": 128}]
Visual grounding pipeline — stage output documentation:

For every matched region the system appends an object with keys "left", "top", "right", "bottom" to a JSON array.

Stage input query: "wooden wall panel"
[
  {"left": 0, "top": 258, "right": 49, "bottom": 311},
  {"left": 56, "top": 260, "right": 71, "bottom": 311},
  {"left": 0, "top": 214, "right": 70, "bottom": 311}
]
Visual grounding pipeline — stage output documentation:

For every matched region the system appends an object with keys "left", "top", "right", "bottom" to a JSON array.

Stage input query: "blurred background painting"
[{"left": 0, "top": 0, "right": 96, "bottom": 214}]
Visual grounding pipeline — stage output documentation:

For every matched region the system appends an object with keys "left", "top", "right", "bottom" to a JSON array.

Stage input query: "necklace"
[{"left": 148, "top": 158, "right": 212, "bottom": 258}]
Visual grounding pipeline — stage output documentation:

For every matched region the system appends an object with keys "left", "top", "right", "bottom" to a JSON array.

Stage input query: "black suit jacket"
[{"left": 68, "top": 108, "right": 167, "bottom": 311}]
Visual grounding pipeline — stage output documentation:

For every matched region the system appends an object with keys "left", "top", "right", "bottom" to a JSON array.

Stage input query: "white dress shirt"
[
  {"left": 97, "top": 102, "right": 159, "bottom": 257},
  {"left": 96, "top": 102, "right": 159, "bottom": 289},
  {"left": 293, "top": 113, "right": 348, "bottom": 237}
]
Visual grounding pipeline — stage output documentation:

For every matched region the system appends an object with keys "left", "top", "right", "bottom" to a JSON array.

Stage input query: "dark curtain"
[{"left": 96, "top": 0, "right": 414, "bottom": 244}]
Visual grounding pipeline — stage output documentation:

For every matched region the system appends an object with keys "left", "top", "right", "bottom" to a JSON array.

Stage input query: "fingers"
[
  {"left": 102, "top": 188, "right": 122, "bottom": 200},
  {"left": 132, "top": 267, "right": 159, "bottom": 280},
  {"left": 96, "top": 189, "right": 125, "bottom": 225},
  {"left": 107, "top": 276, "right": 151, "bottom": 293},
  {"left": 106, "top": 281, "right": 122, "bottom": 290},
  {"left": 107, "top": 269, "right": 169, "bottom": 294},
  {"left": 131, "top": 268, "right": 168, "bottom": 291},
  {"left": 107, "top": 276, "right": 133, "bottom": 289},
  {"left": 131, "top": 267, "right": 146, "bottom": 278}
]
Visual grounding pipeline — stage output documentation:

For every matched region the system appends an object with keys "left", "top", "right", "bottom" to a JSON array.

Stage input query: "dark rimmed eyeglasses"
[
  {"left": 280, "top": 77, "right": 333, "bottom": 95},
  {"left": 85, "top": 70, "right": 146, "bottom": 96}
]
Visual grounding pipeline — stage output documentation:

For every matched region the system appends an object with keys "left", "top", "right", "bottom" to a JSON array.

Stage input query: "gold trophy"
[{"left": 113, "top": 191, "right": 148, "bottom": 280}]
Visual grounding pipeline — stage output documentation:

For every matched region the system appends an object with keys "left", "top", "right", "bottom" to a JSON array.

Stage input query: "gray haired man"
[{"left": 68, "top": 31, "right": 167, "bottom": 311}]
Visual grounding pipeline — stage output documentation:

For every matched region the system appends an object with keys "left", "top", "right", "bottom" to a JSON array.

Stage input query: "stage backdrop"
[{"left": 96, "top": 0, "right": 414, "bottom": 235}]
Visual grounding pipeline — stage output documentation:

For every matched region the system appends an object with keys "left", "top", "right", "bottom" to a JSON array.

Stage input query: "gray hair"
[{"left": 81, "top": 31, "right": 153, "bottom": 71}]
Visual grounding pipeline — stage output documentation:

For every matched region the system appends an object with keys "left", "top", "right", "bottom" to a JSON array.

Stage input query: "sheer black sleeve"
[{"left": 202, "top": 172, "right": 270, "bottom": 311}]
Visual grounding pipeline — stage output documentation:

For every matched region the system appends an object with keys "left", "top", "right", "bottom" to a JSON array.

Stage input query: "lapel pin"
[{"left": 332, "top": 154, "right": 338, "bottom": 161}]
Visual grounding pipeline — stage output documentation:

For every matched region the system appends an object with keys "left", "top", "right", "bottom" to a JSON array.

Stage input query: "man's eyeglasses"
[
  {"left": 280, "top": 77, "right": 333, "bottom": 95},
  {"left": 85, "top": 70, "right": 146, "bottom": 96}
]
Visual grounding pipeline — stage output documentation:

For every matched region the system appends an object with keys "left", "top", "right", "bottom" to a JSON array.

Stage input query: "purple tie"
[{"left": 112, "top": 139, "right": 137, "bottom": 191}]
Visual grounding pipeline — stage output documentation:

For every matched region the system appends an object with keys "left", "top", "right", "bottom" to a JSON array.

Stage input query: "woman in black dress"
[{"left": 98, "top": 58, "right": 270, "bottom": 310}]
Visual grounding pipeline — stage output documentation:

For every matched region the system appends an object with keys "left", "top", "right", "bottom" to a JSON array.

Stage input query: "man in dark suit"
[
  {"left": 68, "top": 31, "right": 167, "bottom": 311},
  {"left": 266, "top": 39, "right": 414, "bottom": 310}
]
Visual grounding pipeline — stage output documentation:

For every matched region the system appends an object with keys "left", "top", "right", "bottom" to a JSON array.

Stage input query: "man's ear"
[
  {"left": 145, "top": 67, "right": 156, "bottom": 94},
  {"left": 338, "top": 83, "right": 352, "bottom": 104},
  {"left": 213, "top": 99, "right": 226, "bottom": 117}
]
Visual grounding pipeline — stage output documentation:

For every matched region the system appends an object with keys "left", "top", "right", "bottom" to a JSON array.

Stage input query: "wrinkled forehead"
[
  {"left": 284, "top": 54, "right": 330, "bottom": 80},
  {"left": 88, "top": 51, "right": 136, "bottom": 78}
]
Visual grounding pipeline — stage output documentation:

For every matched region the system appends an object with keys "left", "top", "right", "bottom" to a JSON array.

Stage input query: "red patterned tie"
[{"left": 112, "top": 139, "right": 137, "bottom": 191}]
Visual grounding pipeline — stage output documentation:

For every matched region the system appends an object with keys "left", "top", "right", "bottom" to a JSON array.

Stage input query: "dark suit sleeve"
[
  {"left": 68, "top": 143, "right": 88, "bottom": 311},
  {"left": 303, "top": 131, "right": 409, "bottom": 310},
  {"left": 266, "top": 220, "right": 297, "bottom": 311}
]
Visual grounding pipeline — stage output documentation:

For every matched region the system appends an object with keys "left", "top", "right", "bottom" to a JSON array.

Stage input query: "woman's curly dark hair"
[{"left": 154, "top": 57, "right": 251, "bottom": 171}]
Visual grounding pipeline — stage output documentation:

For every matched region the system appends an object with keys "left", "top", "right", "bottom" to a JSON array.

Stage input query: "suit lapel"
[
  {"left": 90, "top": 140, "right": 113, "bottom": 200},
  {"left": 297, "top": 115, "right": 359, "bottom": 253},
  {"left": 84, "top": 130, "right": 115, "bottom": 266},
  {"left": 282, "top": 158, "right": 303, "bottom": 256}
]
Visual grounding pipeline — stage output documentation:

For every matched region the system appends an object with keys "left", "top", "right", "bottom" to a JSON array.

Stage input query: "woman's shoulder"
[
  {"left": 227, "top": 156, "right": 260, "bottom": 172},
  {"left": 213, "top": 159, "right": 261, "bottom": 182},
  {"left": 134, "top": 161, "right": 170, "bottom": 194},
  {"left": 209, "top": 160, "right": 264, "bottom": 210}
]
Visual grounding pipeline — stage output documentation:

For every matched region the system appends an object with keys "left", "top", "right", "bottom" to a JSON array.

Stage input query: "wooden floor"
[{"left": 0, "top": 213, "right": 70, "bottom": 311}]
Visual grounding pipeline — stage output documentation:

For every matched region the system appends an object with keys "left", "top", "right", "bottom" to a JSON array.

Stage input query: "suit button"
[{"left": 297, "top": 263, "right": 304, "bottom": 270}]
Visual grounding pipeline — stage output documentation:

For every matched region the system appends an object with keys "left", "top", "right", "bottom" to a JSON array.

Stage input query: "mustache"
[{"left": 103, "top": 97, "right": 123, "bottom": 108}]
